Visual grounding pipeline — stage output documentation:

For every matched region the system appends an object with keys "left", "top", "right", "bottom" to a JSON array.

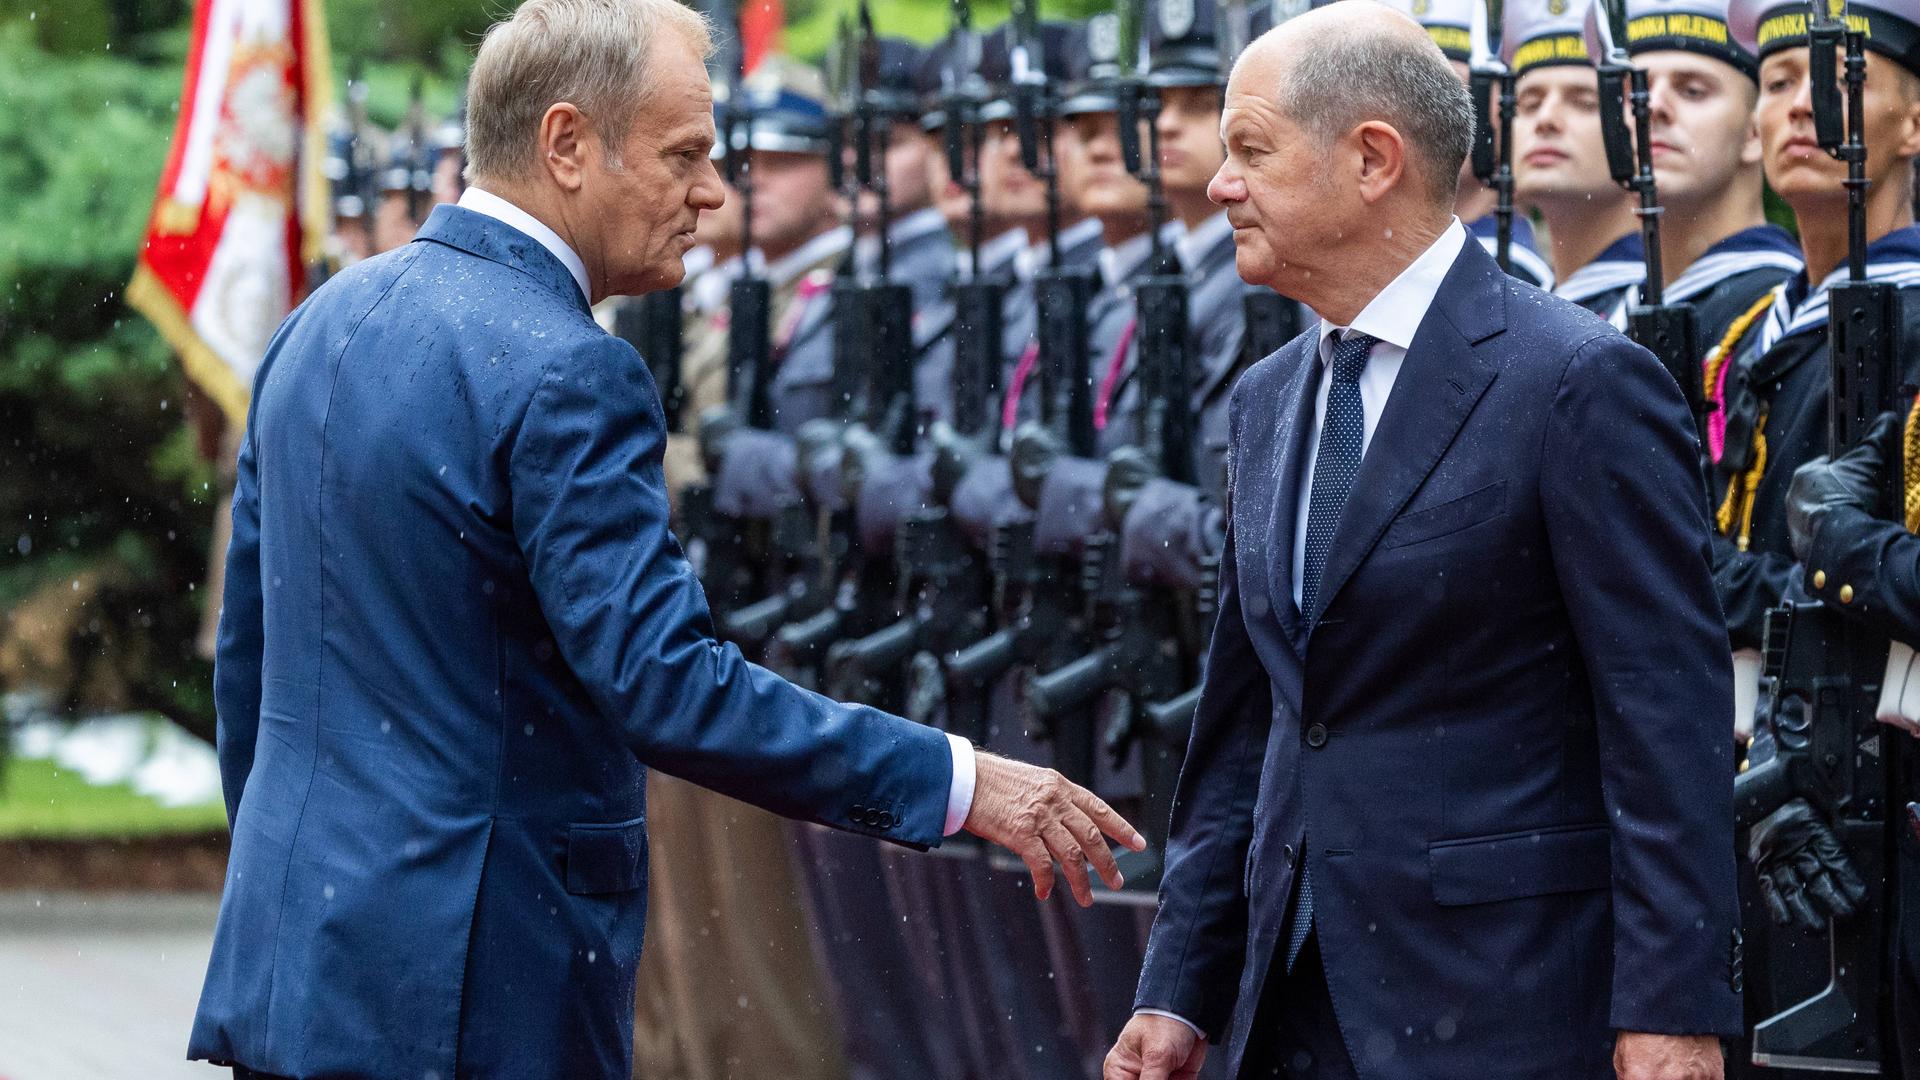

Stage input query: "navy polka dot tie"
[
  {"left": 1300, "top": 331, "right": 1376, "bottom": 620},
  {"left": 1286, "top": 330, "right": 1373, "bottom": 973}
]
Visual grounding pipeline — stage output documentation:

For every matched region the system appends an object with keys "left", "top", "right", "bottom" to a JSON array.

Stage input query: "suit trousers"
[{"left": 1238, "top": 934, "right": 1358, "bottom": 1080}]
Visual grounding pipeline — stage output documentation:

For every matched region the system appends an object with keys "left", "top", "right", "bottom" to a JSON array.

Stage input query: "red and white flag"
[{"left": 128, "top": 0, "right": 330, "bottom": 426}]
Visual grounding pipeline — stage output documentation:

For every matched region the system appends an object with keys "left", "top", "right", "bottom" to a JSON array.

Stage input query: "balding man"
[
  {"left": 1103, "top": 4, "right": 1739, "bottom": 1079},
  {"left": 184, "top": 2, "right": 1142, "bottom": 1078}
]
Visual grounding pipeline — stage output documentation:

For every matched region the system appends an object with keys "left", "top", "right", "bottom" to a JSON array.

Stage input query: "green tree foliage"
[{"left": 0, "top": 24, "right": 220, "bottom": 742}]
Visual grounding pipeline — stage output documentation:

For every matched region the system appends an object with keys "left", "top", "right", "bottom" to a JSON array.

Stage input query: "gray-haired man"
[
  {"left": 187, "top": 2, "right": 1142, "bottom": 1077},
  {"left": 1105, "top": 3, "right": 1739, "bottom": 1078}
]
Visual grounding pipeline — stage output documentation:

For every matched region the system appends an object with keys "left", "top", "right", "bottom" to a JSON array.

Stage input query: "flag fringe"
[{"left": 126, "top": 264, "right": 251, "bottom": 428}]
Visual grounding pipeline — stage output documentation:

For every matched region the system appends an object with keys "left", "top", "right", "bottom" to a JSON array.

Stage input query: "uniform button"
[
  {"left": 1305, "top": 723, "right": 1328, "bottom": 748},
  {"left": 1813, "top": 569, "right": 1827, "bottom": 590},
  {"left": 1839, "top": 584, "right": 1855, "bottom": 604}
]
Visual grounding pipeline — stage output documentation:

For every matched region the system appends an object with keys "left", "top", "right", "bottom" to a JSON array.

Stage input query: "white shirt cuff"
[
  {"left": 1134, "top": 1009, "right": 1207, "bottom": 1040},
  {"left": 943, "top": 733, "right": 976, "bottom": 836}
]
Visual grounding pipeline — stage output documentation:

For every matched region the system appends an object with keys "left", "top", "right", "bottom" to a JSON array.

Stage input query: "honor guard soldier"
[
  {"left": 727, "top": 56, "right": 853, "bottom": 436},
  {"left": 855, "top": 37, "right": 956, "bottom": 314},
  {"left": 1064, "top": 12, "right": 1163, "bottom": 400},
  {"left": 1505, "top": 0, "right": 1652, "bottom": 311},
  {"left": 1712, "top": 0, "right": 1920, "bottom": 1069},
  {"left": 1386, "top": 0, "right": 1560, "bottom": 286},
  {"left": 1595, "top": 0, "right": 1803, "bottom": 348},
  {"left": 1711, "top": 0, "right": 1920, "bottom": 659},
  {"left": 1782, "top": 409, "right": 1920, "bottom": 1074}
]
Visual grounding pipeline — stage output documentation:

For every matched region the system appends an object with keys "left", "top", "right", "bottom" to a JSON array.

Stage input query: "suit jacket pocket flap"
[
  {"left": 1429, "top": 822, "right": 1609, "bottom": 906},
  {"left": 566, "top": 816, "right": 648, "bottom": 895},
  {"left": 1383, "top": 480, "right": 1506, "bottom": 549}
]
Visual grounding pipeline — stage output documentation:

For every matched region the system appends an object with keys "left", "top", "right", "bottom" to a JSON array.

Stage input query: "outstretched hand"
[{"left": 964, "top": 750, "right": 1145, "bottom": 906}]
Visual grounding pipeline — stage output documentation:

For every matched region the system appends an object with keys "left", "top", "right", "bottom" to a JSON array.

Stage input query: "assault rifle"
[
  {"left": 1733, "top": 2, "right": 1904, "bottom": 1069},
  {"left": 824, "top": 0, "right": 1000, "bottom": 731}
]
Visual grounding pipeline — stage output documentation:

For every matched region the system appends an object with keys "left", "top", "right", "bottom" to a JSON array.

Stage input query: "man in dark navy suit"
[
  {"left": 1104, "top": 4, "right": 1741, "bottom": 1079},
  {"left": 185, "top": 2, "right": 1142, "bottom": 1078}
]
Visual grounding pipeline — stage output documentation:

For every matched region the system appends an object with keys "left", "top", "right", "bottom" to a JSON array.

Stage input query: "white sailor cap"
[
  {"left": 1504, "top": 0, "right": 1599, "bottom": 74},
  {"left": 1729, "top": 0, "right": 1920, "bottom": 74},
  {"left": 1371, "top": 0, "right": 1478, "bottom": 60},
  {"left": 1592, "top": 0, "right": 1757, "bottom": 74}
]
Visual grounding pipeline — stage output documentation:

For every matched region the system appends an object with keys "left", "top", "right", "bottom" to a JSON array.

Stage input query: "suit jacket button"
[
  {"left": 1305, "top": 723, "right": 1328, "bottom": 748},
  {"left": 877, "top": 811, "right": 894, "bottom": 828},
  {"left": 852, "top": 805, "right": 867, "bottom": 819},
  {"left": 1281, "top": 843, "right": 1295, "bottom": 861}
]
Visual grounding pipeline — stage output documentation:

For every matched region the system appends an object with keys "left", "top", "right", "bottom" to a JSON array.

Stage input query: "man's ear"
[
  {"left": 1352, "top": 120, "right": 1408, "bottom": 204},
  {"left": 539, "top": 102, "right": 592, "bottom": 192}
]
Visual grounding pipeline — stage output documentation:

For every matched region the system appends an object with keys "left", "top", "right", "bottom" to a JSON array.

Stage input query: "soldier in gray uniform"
[
  {"left": 856, "top": 37, "right": 956, "bottom": 315},
  {"left": 737, "top": 58, "right": 858, "bottom": 436}
]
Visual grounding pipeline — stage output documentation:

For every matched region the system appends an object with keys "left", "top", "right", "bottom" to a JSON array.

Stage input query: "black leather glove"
[
  {"left": 696, "top": 405, "right": 742, "bottom": 478},
  {"left": 1748, "top": 797, "right": 1870, "bottom": 933},
  {"left": 1785, "top": 410, "right": 1900, "bottom": 562},
  {"left": 1010, "top": 422, "right": 1061, "bottom": 510},
  {"left": 1102, "top": 446, "right": 1155, "bottom": 530}
]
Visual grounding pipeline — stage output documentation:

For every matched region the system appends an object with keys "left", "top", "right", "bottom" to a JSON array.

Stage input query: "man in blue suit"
[
  {"left": 186, "top": 3, "right": 1142, "bottom": 1078},
  {"left": 1104, "top": 4, "right": 1741, "bottom": 1079}
]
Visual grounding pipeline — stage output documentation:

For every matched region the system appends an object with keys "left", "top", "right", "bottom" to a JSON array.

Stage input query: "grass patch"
[{"left": 0, "top": 755, "right": 227, "bottom": 839}]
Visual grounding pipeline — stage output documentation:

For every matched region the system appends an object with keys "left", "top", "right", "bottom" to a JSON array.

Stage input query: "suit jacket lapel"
[
  {"left": 1307, "top": 240, "right": 1507, "bottom": 629},
  {"left": 1265, "top": 335, "right": 1320, "bottom": 650}
]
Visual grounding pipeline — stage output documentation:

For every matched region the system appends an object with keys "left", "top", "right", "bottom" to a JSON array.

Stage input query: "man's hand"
[
  {"left": 1104, "top": 1013, "right": 1206, "bottom": 1080},
  {"left": 964, "top": 750, "right": 1145, "bottom": 906},
  {"left": 1614, "top": 1031, "right": 1722, "bottom": 1080},
  {"left": 1785, "top": 410, "right": 1899, "bottom": 561}
]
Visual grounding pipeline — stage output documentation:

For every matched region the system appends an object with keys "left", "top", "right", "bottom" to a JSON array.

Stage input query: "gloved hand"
[
  {"left": 1102, "top": 446, "right": 1155, "bottom": 530},
  {"left": 1010, "top": 422, "right": 1062, "bottom": 510},
  {"left": 696, "top": 405, "right": 742, "bottom": 478},
  {"left": 1785, "top": 411, "right": 1900, "bottom": 562},
  {"left": 838, "top": 424, "right": 889, "bottom": 497},
  {"left": 795, "top": 418, "right": 848, "bottom": 506},
  {"left": 929, "top": 421, "right": 986, "bottom": 506},
  {"left": 1748, "top": 797, "right": 1869, "bottom": 933}
]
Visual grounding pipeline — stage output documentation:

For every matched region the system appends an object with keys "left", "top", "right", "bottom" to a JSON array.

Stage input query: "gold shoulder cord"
[
  {"left": 1708, "top": 292, "right": 1780, "bottom": 550},
  {"left": 1905, "top": 394, "right": 1920, "bottom": 532}
]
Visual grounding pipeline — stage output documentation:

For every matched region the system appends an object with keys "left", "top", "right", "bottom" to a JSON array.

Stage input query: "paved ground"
[{"left": 0, "top": 892, "right": 221, "bottom": 1080}]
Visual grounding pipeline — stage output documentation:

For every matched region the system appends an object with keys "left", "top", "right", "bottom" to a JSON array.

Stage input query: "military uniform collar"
[{"left": 762, "top": 225, "right": 853, "bottom": 289}]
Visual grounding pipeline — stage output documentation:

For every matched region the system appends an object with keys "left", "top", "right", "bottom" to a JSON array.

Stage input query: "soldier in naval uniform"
[
  {"left": 1378, "top": 0, "right": 1559, "bottom": 286},
  {"left": 1597, "top": 0, "right": 1802, "bottom": 351},
  {"left": 1506, "top": 0, "right": 1650, "bottom": 313},
  {"left": 1708, "top": 0, "right": 1920, "bottom": 660}
]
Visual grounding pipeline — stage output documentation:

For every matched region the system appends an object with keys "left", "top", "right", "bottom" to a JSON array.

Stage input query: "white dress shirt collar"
[
  {"left": 762, "top": 225, "right": 854, "bottom": 290},
  {"left": 457, "top": 186, "right": 592, "bottom": 303},
  {"left": 1314, "top": 218, "right": 1468, "bottom": 360}
]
